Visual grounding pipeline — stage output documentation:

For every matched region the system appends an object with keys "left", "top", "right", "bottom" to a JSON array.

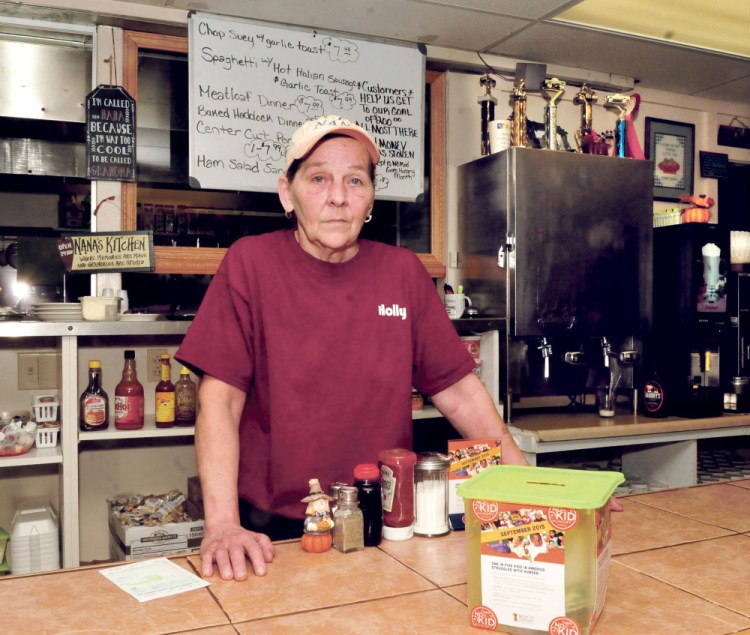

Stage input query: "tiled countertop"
[
  {"left": 3, "top": 480, "right": 750, "bottom": 634},
  {"left": 508, "top": 411, "right": 750, "bottom": 443}
]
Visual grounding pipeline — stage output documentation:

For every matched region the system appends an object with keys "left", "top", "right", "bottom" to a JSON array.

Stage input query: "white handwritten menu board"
[{"left": 188, "top": 12, "right": 425, "bottom": 200}]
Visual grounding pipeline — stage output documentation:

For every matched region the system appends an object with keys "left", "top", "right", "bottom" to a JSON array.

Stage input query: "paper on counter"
[{"left": 100, "top": 557, "right": 209, "bottom": 602}]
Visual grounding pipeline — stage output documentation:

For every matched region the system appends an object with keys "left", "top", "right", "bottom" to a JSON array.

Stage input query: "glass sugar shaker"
[{"left": 413, "top": 452, "right": 451, "bottom": 537}]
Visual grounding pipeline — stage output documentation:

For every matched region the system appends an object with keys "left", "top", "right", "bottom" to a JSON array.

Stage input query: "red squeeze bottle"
[{"left": 378, "top": 448, "right": 417, "bottom": 541}]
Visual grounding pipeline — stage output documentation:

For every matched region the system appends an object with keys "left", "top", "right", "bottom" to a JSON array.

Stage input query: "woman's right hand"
[{"left": 200, "top": 521, "right": 275, "bottom": 580}]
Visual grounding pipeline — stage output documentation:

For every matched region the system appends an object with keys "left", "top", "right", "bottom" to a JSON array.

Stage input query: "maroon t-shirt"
[{"left": 176, "top": 230, "right": 474, "bottom": 518}]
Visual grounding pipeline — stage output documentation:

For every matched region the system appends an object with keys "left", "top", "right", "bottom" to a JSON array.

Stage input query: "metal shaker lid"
[
  {"left": 338, "top": 485, "right": 359, "bottom": 504},
  {"left": 415, "top": 452, "right": 451, "bottom": 471}
]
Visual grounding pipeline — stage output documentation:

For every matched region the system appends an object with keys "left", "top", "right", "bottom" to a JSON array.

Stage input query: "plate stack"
[
  {"left": 9, "top": 503, "right": 60, "bottom": 574},
  {"left": 32, "top": 302, "right": 83, "bottom": 322}
]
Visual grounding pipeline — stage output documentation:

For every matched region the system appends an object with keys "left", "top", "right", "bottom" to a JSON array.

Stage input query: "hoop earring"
[
  {"left": 364, "top": 214, "right": 373, "bottom": 223},
  {"left": 285, "top": 210, "right": 293, "bottom": 219}
]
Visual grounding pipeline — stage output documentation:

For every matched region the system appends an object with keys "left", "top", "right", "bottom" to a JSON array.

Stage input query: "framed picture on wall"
[{"left": 645, "top": 117, "right": 695, "bottom": 201}]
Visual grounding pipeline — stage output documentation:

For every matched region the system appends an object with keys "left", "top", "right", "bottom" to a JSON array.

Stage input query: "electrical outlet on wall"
[
  {"left": 18, "top": 353, "right": 40, "bottom": 390},
  {"left": 147, "top": 348, "right": 168, "bottom": 382}
]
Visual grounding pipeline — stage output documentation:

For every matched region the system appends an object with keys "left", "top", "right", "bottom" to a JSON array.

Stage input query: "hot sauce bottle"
[
  {"left": 174, "top": 366, "right": 197, "bottom": 426},
  {"left": 154, "top": 354, "right": 175, "bottom": 428},
  {"left": 114, "top": 350, "right": 144, "bottom": 430},
  {"left": 80, "top": 360, "right": 109, "bottom": 431}
]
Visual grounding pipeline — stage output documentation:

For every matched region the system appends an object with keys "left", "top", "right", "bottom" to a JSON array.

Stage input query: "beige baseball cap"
[{"left": 285, "top": 114, "right": 380, "bottom": 170}]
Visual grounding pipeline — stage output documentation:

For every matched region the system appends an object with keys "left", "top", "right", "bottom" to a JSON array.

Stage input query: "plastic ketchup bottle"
[{"left": 378, "top": 448, "right": 417, "bottom": 541}]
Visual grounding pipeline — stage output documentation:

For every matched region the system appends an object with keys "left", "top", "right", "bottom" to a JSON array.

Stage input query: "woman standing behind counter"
[{"left": 175, "top": 114, "right": 527, "bottom": 582}]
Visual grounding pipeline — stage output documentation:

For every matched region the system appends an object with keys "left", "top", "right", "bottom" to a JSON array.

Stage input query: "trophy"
[
  {"left": 478, "top": 73, "right": 497, "bottom": 156},
  {"left": 573, "top": 83, "right": 598, "bottom": 151},
  {"left": 540, "top": 77, "right": 566, "bottom": 150},
  {"left": 604, "top": 93, "right": 631, "bottom": 157},
  {"left": 510, "top": 81, "right": 528, "bottom": 148}
]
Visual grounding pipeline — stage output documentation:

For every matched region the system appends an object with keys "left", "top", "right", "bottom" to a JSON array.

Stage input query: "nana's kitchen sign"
[
  {"left": 86, "top": 85, "right": 136, "bottom": 182},
  {"left": 57, "top": 232, "right": 154, "bottom": 273}
]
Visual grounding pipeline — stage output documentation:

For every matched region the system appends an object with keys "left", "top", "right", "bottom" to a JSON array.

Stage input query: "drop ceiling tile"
[
  {"left": 168, "top": 0, "right": 528, "bottom": 49},
  {"left": 490, "top": 22, "right": 750, "bottom": 96},
  {"left": 413, "top": 0, "right": 575, "bottom": 20}
]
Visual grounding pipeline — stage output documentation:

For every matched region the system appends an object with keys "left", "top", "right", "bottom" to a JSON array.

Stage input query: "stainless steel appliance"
[{"left": 458, "top": 147, "right": 653, "bottom": 420}]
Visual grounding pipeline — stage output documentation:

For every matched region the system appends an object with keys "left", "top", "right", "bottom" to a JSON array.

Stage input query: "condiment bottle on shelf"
[
  {"left": 333, "top": 486, "right": 364, "bottom": 553},
  {"left": 641, "top": 367, "right": 671, "bottom": 418},
  {"left": 353, "top": 463, "right": 383, "bottom": 546},
  {"left": 80, "top": 360, "right": 109, "bottom": 431},
  {"left": 114, "top": 350, "right": 144, "bottom": 430},
  {"left": 378, "top": 448, "right": 417, "bottom": 541},
  {"left": 174, "top": 366, "right": 197, "bottom": 426},
  {"left": 154, "top": 354, "right": 175, "bottom": 428}
]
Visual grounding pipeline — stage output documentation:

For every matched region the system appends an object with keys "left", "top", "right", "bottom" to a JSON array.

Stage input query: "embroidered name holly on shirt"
[{"left": 378, "top": 303, "right": 407, "bottom": 320}]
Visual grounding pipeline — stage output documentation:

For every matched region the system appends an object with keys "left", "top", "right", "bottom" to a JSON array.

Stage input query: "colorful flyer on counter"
[
  {"left": 447, "top": 438, "right": 502, "bottom": 529},
  {"left": 476, "top": 503, "right": 566, "bottom": 632},
  {"left": 469, "top": 500, "right": 613, "bottom": 635}
]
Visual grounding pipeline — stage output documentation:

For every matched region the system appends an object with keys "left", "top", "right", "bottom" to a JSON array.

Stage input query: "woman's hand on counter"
[
  {"left": 609, "top": 497, "right": 624, "bottom": 512},
  {"left": 200, "top": 522, "right": 275, "bottom": 581}
]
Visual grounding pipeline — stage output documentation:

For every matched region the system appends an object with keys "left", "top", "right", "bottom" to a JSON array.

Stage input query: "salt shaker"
[{"left": 414, "top": 452, "right": 451, "bottom": 537}]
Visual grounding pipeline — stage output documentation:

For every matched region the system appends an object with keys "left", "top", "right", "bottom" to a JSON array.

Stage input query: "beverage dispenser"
[
  {"left": 651, "top": 223, "right": 729, "bottom": 417},
  {"left": 458, "top": 148, "right": 653, "bottom": 421}
]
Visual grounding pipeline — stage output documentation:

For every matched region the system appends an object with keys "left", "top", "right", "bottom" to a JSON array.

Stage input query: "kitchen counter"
[
  {"left": 507, "top": 411, "right": 750, "bottom": 489},
  {"left": 3, "top": 480, "right": 750, "bottom": 634},
  {"left": 509, "top": 411, "right": 750, "bottom": 443}
]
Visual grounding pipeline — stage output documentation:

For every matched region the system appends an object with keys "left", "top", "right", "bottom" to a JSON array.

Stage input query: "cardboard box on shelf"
[{"left": 108, "top": 511, "right": 204, "bottom": 562}]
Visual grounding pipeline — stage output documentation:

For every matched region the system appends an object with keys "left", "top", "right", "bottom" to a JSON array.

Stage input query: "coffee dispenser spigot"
[
  {"left": 601, "top": 337, "right": 612, "bottom": 368},
  {"left": 564, "top": 350, "right": 586, "bottom": 365},
  {"left": 538, "top": 338, "right": 553, "bottom": 380}
]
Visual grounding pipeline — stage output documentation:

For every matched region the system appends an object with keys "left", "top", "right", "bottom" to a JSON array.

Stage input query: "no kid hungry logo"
[{"left": 471, "top": 499, "right": 579, "bottom": 531}]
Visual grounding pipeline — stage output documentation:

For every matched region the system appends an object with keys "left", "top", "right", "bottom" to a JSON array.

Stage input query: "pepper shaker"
[{"left": 333, "top": 486, "right": 364, "bottom": 553}]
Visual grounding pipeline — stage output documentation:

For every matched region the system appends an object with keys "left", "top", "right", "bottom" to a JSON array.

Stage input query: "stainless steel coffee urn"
[{"left": 458, "top": 148, "right": 653, "bottom": 420}]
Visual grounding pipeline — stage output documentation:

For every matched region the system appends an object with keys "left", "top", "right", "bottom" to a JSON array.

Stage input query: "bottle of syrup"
[
  {"left": 641, "top": 368, "right": 670, "bottom": 418},
  {"left": 114, "top": 350, "right": 144, "bottom": 430},
  {"left": 353, "top": 463, "right": 383, "bottom": 546},
  {"left": 155, "top": 354, "right": 175, "bottom": 428},
  {"left": 174, "top": 366, "right": 197, "bottom": 426},
  {"left": 80, "top": 360, "right": 109, "bottom": 431}
]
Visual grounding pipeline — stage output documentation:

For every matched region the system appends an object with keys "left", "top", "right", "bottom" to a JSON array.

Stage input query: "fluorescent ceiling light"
[{"left": 555, "top": 0, "right": 750, "bottom": 59}]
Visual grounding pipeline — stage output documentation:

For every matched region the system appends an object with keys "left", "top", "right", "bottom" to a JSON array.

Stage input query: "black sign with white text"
[{"left": 86, "top": 85, "right": 136, "bottom": 181}]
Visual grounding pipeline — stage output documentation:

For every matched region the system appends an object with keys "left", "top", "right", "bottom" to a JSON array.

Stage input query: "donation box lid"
[{"left": 456, "top": 465, "right": 624, "bottom": 510}]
